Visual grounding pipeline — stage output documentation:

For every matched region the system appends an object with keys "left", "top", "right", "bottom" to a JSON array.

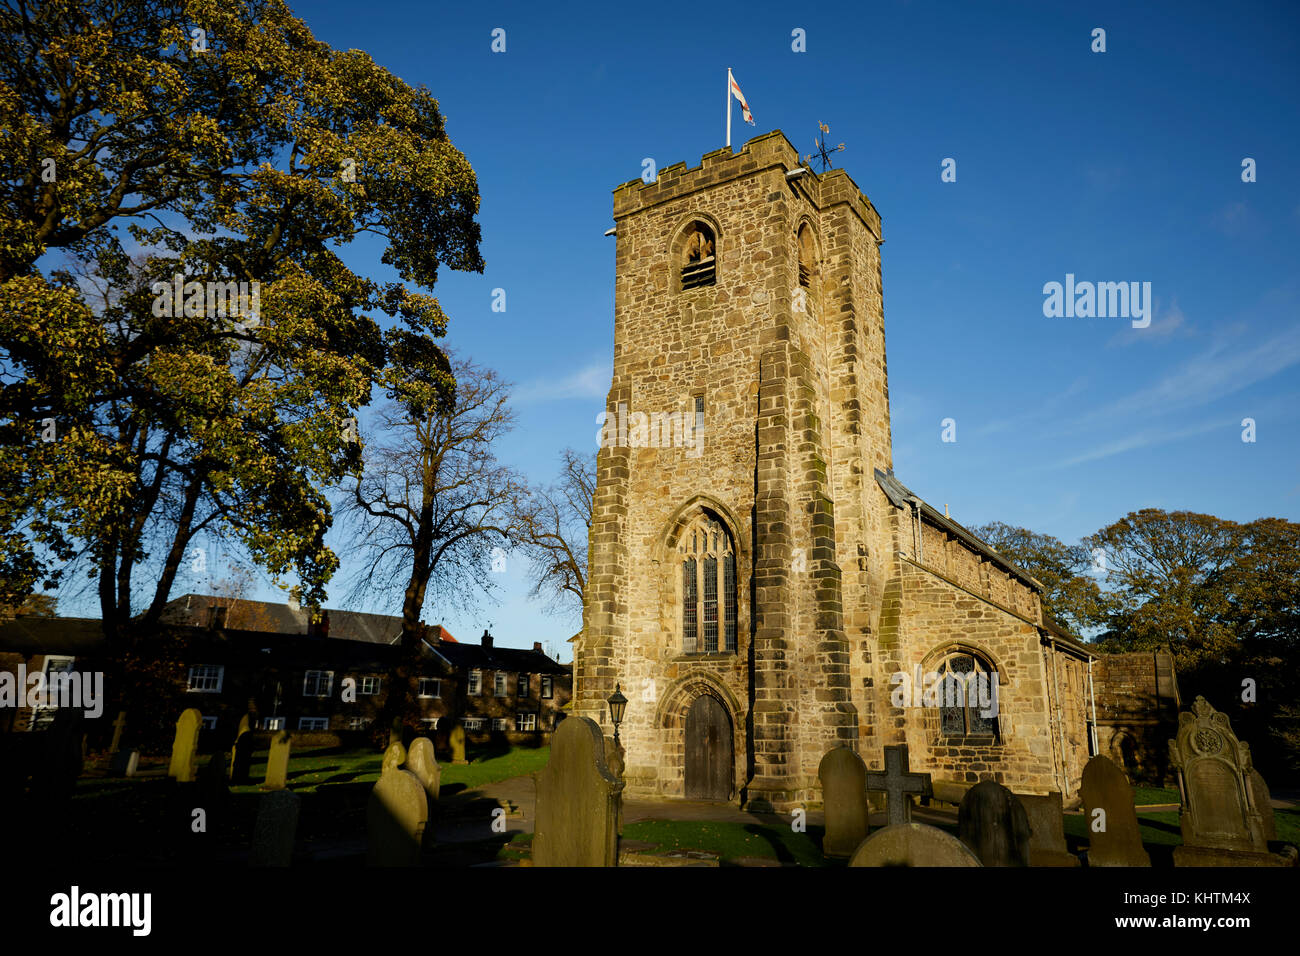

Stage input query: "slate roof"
[
  {"left": 436, "top": 637, "right": 570, "bottom": 676},
  {"left": 0, "top": 616, "right": 105, "bottom": 656}
]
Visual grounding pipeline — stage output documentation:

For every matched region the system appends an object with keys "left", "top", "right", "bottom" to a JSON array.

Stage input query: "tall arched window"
[
  {"left": 679, "top": 221, "right": 716, "bottom": 290},
  {"left": 935, "top": 650, "right": 1000, "bottom": 738},
  {"left": 679, "top": 513, "right": 736, "bottom": 653},
  {"left": 797, "top": 223, "right": 816, "bottom": 288}
]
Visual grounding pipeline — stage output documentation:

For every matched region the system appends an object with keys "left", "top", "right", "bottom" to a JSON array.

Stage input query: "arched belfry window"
[
  {"left": 935, "top": 650, "right": 1000, "bottom": 738},
  {"left": 797, "top": 223, "right": 816, "bottom": 288},
  {"left": 679, "top": 221, "right": 716, "bottom": 290},
  {"left": 679, "top": 512, "right": 736, "bottom": 654}
]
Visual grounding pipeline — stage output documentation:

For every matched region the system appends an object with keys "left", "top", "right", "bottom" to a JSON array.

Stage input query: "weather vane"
[{"left": 804, "top": 122, "right": 845, "bottom": 173}]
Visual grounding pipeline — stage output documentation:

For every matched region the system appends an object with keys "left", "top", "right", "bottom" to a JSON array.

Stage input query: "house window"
[
  {"left": 419, "top": 678, "right": 441, "bottom": 699},
  {"left": 200, "top": 716, "right": 218, "bottom": 730},
  {"left": 421, "top": 717, "right": 439, "bottom": 730},
  {"left": 187, "top": 664, "right": 225, "bottom": 693},
  {"left": 541, "top": 675, "right": 554, "bottom": 699},
  {"left": 463, "top": 717, "right": 485, "bottom": 730},
  {"left": 934, "top": 651, "right": 1000, "bottom": 738},
  {"left": 516, "top": 712, "right": 537, "bottom": 732},
  {"left": 517, "top": 673, "right": 529, "bottom": 697},
  {"left": 679, "top": 221, "right": 716, "bottom": 290},
  {"left": 358, "top": 676, "right": 381, "bottom": 696},
  {"left": 468, "top": 670, "right": 482, "bottom": 695},
  {"left": 298, "top": 717, "right": 328, "bottom": 731},
  {"left": 492, "top": 717, "right": 510, "bottom": 731},
  {"left": 494, "top": 672, "right": 508, "bottom": 697},
  {"left": 302, "top": 670, "right": 334, "bottom": 697},
  {"left": 261, "top": 717, "right": 285, "bottom": 730},
  {"left": 797, "top": 222, "right": 816, "bottom": 289},
  {"left": 348, "top": 717, "right": 372, "bottom": 730},
  {"left": 679, "top": 512, "right": 738, "bottom": 654}
]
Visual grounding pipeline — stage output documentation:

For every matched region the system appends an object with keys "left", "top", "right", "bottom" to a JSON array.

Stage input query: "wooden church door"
[{"left": 685, "top": 694, "right": 733, "bottom": 801}]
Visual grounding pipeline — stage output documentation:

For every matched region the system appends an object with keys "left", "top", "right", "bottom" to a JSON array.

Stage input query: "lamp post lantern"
[{"left": 607, "top": 684, "right": 628, "bottom": 748}]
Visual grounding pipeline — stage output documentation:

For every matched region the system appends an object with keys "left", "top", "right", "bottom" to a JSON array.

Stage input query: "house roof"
[
  {"left": 160, "top": 593, "right": 451, "bottom": 646},
  {"left": 435, "top": 639, "right": 570, "bottom": 675},
  {"left": 874, "top": 469, "right": 1044, "bottom": 592},
  {"left": 0, "top": 616, "right": 105, "bottom": 656}
]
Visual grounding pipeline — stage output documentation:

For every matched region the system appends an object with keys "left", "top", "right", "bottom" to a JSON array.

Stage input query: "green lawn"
[
  {"left": 1133, "top": 785, "right": 1181, "bottom": 805},
  {"left": 619, "top": 819, "right": 830, "bottom": 866}
]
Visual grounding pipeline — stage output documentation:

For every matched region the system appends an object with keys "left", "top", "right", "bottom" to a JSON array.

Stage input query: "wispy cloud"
[
  {"left": 512, "top": 359, "right": 609, "bottom": 404},
  {"left": 1107, "top": 300, "right": 1192, "bottom": 347}
]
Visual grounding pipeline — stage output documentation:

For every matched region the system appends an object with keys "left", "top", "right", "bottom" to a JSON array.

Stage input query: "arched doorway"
[{"left": 685, "top": 694, "right": 733, "bottom": 801}]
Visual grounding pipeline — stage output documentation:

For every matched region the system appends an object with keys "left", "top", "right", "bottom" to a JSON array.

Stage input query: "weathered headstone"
[
  {"left": 108, "top": 710, "right": 128, "bottom": 755},
  {"left": 251, "top": 790, "right": 301, "bottom": 867},
  {"left": 109, "top": 749, "right": 139, "bottom": 777},
  {"left": 229, "top": 713, "right": 255, "bottom": 784},
  {"left": 1248, "top": 769, "right": 1276, "bottom": 842},
  {"left": 32, "top": 707, "right": 85, "bottom": 803},
  {"left": 818, "top": 746, "right": 869, "bottom": 859},
  {"left": 849, "top": 823, "right": 982, "bottom": 867},
  {"left": 386, "top": 718, "right": 407, "bottom": 765},
  {"left": 1018, "top": 791, "right": 1079, "bottom": 867},
  {"left": 381, "top": 739, "right": 406, "bottom": 774},
  {"left": 1169, "top": 697, "right": 1290, "bottom": 866},
  {"left": 958, "top": 780, "right": 1030, "bottom": 866},
  {"left": 449, "top": 724, "right": 468, "bottom": 764},
  {"left": 168, "top": 708, "right": 202, "bottom": 783},
  {"left": 405, "top": 736, "right": 440, "bottom": 802},
  {"left": 532, "top": 716, "right": 624, "bottom": 867},
  {"left": 864, "top": 743, "right": 932, "bottom": 826},
  {"left": 263, "top": 729, "right": 291, "bottom": 790},
  {"left": 366, "top": 766, "right": 429, "bottom": 866},
  {"left": 1080, "top": 754, "right": 1151, "bottom": 867}
]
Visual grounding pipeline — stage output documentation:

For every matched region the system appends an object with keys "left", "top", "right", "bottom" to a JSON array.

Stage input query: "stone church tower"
[{"left": 575, "top": 131, "right": 1095, "bottom": 812}]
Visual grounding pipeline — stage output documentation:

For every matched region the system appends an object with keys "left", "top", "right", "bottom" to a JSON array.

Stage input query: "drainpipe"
[
  {"left": 1050, "top": 640, "right": 1068, "bottom": 797},
  {"left": 1087, "top": 657, "right": 1099, "bottom": 756},
  {"left": 907, "top": 497, "right": 923, "bottom": 563}
]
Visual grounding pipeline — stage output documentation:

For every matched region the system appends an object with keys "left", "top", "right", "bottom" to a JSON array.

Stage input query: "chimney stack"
[
  {"left": 481, "top": 629, "right": 493, "bottom": 649},
  {"left": 533, "top": 641, "right": 543, "bottom": 652}
]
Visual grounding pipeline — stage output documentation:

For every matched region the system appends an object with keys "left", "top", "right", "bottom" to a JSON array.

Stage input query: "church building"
[{"left": 574, "top": 131, "right": 1097, "bottom": 811}]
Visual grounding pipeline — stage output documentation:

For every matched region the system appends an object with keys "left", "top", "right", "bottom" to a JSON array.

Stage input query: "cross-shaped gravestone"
[
  {"left": 864, "top": 744, "right": 933, "bottom": 826},
  {"left": 108, "top": 711, "right": 127, "bottom": 754}
]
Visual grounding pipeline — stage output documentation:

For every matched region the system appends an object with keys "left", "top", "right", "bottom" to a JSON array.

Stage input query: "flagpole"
[{"left": 726, "top": 67, "right": 732, "bottom": 148}]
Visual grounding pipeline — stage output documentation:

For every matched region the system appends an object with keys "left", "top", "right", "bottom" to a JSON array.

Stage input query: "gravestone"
[
  {"left": 532, "top": 716, "right": 624, "bottom": 867},
  {"left": 251, "top": 790, "right": 301, "bottom": 867},
  {"left": 386, "top": 719, "right": 407, "bottom": 765},
  {"left": 263, "top": 730, "right": 291, "bottom": 790},
  {"left": 864, "top": 743, "right": 932, "bottom": 826},
  {"left": 1169, "top": 697, "right": 1290, "bottom": 866},
  {"left": 958, "top": 779, "right": 1031, "bottom": 866},
  {"left": 229, "top": 713, "right": 255, "bottom": 784},
  {"left": 109, "top": 749, "right": 139, "bottom": 777},
  {"left": 1018, "top": 791, "right": 1079, "bottom": 867},
  {"left": 818, "top": 746, "right": 869, "bottom": 859},
  {"left": 405, "top": 736, "right": 440, "bottom": 802},
  {"left": 1248, "top": 769, "right": 1276, "bottom": 842},
  {"left": 32, "top": 707, "right": 85, "bottom": 803},
  {"left": 849, "top": 823, "right": 982, "bottom": 867},
  {"left": 449, "top": 724, "right": 468, "bottom": 764},
  {"left": 168, "top": 708, "right": 202, "bottom": 783},
  {"left": 381, "top": 739, "right": 406, "bottom": 774},
  {"left": 108, "top": 710, "right": 128, "bottom": 755},
  {"left": 366, "top": 766, "right": 429, "bottom": 866},
  {"left": 1079, "top": 754, "right": 1150, "bottom": 867}
]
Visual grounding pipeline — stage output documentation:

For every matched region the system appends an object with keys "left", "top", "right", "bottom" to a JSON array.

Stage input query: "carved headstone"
[
  {"left": 109, "top": 749, "right": 139, "bottom": 777},
  {"left": 251, "top": 790, "right": 301, "bottom": 867},
  {"left": 168, "top": 708, "right": 202, "bottom": 783},
  {"left": 381, "top": 739, "right": 406, "bottom": 774},
  {"left": 1168, "top": 696, "right": 1267, "bottom": 853},
  {"left": 229, "top": 713, "right": 255, "bottom": 784},
  {"left": 849, "top": 823, "right": 982, "bottom": 867},
  {"left": 32, "top": 707, "right": 85, "bottom": 802},
  {"left": 958, "top": 779, "right": 1030, "bottom": 866},
  {"left": 449, "top": 724, "right": 468, "bottom": 764},
  {"left": 818, "top": 746, "right": 869, "bottom": 859},
  {"left": 1018, "top": 791, "right": 1079, "bottom": 867},
  {"left": 263, "top": 730, "right": 291, "bottom": 790},
  {"left": 532, "top": 716, "right": 624, "bottom": 867},
  {"left": 108, "top": 710, "right": 128, "bottom": 755},
  {"left": 366, "top": 766, "right": 429, "bottom": 866},
  {"left": 864, "top": 744, "right": 932, "bottom": 826},
  {"left": 405, "top": 736, "right": 440, "bottom": 802},
  {"left": 1080, "top": 754, "right": 1151, "bottom": 867},
  {"left": 1248, "top": 769, "right": 1276, "bottom": 842}
]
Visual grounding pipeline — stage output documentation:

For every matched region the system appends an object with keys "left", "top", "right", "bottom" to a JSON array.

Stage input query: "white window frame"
[
  {"left": 261, "top": 717, "right": 285, "bottom": 730},
  {"left": 463, "top": 717, "right": 484, "bottom": 730},
  {"left": 187, "top": 664, "right": 225, "bottom": 694},
  {"left": 468, "top": 669, "right": 482, "bottom": 695},
  {"left": 298, "top": 717, "right": 329, "bottom": 730},
  {"left": 358, "top": 676, "right": 381, "bottom": 696},
  {"left": 421, "top": 717, "right": 439, "bottom": 730},
  {"left": 200, "top": 716, "right": 218, "bottom": 730},
  {"left": 492, "top": 716, "right": 510, "bottom": 731},
  {"left": 348, "top": 717, "right": 372, "bottom": 731},
  {"left": 516, "top": 712, "right": 536, "bottom": 732},
  {"left": 302, "top": 670, "right": 334, "bottom": 697},
  {"left": 517, "top": 672, "right": 529, "bottom": 696},
  {"left": 541, "top": 675, "right": 554, "bottom": 699},
  {"left": 493, "top": 672, "right": 508, "bottom": 697},
  {"left": 418, "top": 677, "right": 441, "bottom": 699}
]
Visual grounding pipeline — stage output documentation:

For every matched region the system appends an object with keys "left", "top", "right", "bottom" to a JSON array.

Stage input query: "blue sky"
[{"left": 163, "top": 0, "right": 1300, "bottom": 656}]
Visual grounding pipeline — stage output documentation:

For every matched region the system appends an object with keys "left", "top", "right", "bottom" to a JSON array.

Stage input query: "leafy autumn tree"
[
  {"left": 0, "top": 0, "right": 483, "bottom": 643},
  {"left": 969, "top": 520, "right": 1104, "bottom": 636},
  {"left": 513, "top": 447, "right": 594, "bottom": 621},
  {"left": 341, "top": 354, "right": 526, "bottom": 728}
]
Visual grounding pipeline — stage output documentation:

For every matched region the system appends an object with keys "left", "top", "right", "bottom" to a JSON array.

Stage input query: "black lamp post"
[{"left": 607, "top": 684, "right": 628, "bottom": 747}]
